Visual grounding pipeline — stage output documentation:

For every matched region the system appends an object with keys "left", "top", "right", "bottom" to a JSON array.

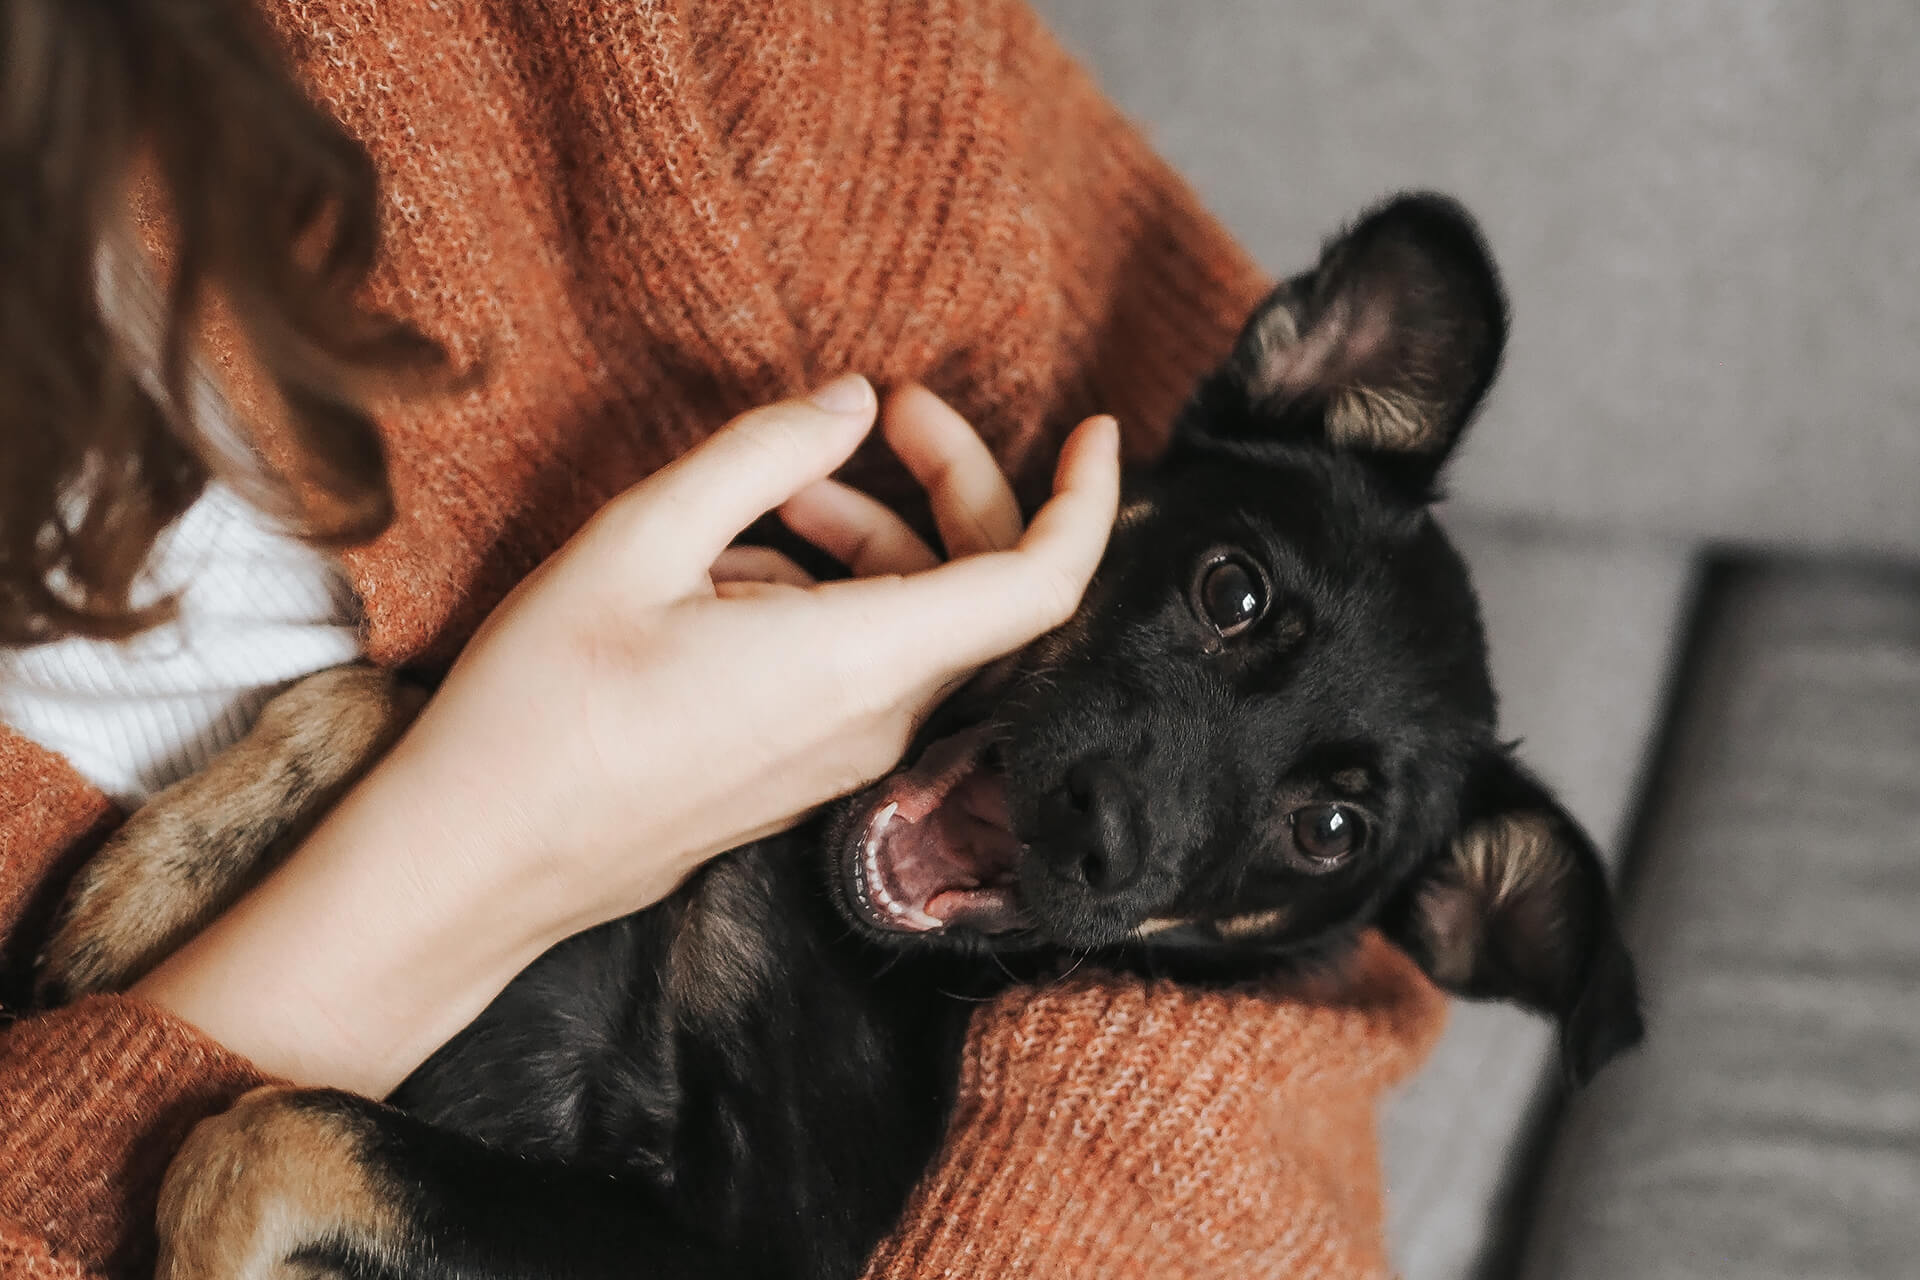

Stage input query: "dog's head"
[{"left": 830, "top": 193, "right": 1641, "bottom": 1083}]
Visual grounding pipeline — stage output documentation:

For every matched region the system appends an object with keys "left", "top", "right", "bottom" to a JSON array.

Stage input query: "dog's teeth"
[
  {"left": 867, "top": 864, "right": 895, "bottom": 908},
  {"left": 856, "top": 802, "right": 924, "bottom": 925}
]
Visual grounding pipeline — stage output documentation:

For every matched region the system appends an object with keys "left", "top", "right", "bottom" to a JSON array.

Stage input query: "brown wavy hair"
[{"left": 0, "top": 0, "right": 448, "bottom": 645}]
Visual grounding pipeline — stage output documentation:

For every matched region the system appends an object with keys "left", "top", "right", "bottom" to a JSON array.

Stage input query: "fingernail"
[
  {"left": 1095, "top": 415, "right": 1121, "bottom": 454},
  {"left": 807, "top": 374, "right": 873, "bottom": 415}
]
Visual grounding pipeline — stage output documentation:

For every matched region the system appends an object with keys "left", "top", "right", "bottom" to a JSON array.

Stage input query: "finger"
[
  {"left": 1005, "top": 413, "right": 1123, "bottom": 612},
  {"left": 603, "top": 375, "right": 878, "bottom": 572},
  {"left": 714, "top": 578, "right": 806, "bottom": 601},
  {"left": 709, "top": 546, "right": 817, "bottom": 589},
  {"left": 831, "top": 414, "right": 1121, "bottom": 674},
  {"left": 881, "top": 385, "right": 1025, "bottom": 558},
  {"left": 779, "top": 479, "right": 941, "bottom": 577}
]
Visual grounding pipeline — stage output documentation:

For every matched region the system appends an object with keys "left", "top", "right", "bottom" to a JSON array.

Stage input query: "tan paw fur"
[{"left": 156, "top": 1086, "right": 408, "bottom": 1280}]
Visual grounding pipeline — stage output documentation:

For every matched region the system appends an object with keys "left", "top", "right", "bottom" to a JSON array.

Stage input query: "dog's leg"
[
  {"left": 34, "top": 666, "right": 425, "bottom": 1004},
  {"left": 158, "top": 1087, "right": 734, "bottom": 1280},
  {"left": 155, "top": 1087, "right": 411, "bottom": 1280}
]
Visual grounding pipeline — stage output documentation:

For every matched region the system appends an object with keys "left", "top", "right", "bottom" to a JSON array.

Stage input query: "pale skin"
[{"left": 130, "top": 375, "right": 1122, "bottom": 1098}]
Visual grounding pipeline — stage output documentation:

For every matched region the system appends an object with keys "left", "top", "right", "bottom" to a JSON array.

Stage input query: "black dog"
[{"left": 48, "top": 193, "right": 1641, "bottom": 1280}]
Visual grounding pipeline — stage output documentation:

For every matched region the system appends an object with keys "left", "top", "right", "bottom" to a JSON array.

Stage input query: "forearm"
[{"left": 126, "top": 736, "right": 558, "bottom": 1100}]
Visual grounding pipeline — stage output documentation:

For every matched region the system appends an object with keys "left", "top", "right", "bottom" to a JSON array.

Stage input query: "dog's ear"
[
  {"left": 1378, "top": 750, "right": 1643, "bottom": 1085},
  {"left": 1180, "top": 192, "right": 1508, "bottom": 500}
]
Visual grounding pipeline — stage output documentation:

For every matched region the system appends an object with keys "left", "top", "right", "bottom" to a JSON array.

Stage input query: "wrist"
[{"left": 128, "top": 742, "right": 554, "bottom": 1098}]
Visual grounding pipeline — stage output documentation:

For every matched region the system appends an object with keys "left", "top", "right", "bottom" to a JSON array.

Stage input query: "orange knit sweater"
[{"left": 0, "top": 2, "right": 1447, "bottom": 1276}]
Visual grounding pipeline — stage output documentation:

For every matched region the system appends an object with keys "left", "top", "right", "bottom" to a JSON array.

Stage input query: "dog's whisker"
[
  {"left": 1051, "top": 948, "right": 1091, "bottom": 985},
  {"left": 985, "top": 948, "right": 1022, "bottom": 984}
]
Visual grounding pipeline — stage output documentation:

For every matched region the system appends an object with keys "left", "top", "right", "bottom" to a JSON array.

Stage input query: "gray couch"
[{"left": 1032, "top": 3, "right": 1920, "bottom": 1275}]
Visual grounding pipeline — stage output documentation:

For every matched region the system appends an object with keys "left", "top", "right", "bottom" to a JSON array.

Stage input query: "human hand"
[
  {"left": 413, "top": 374, "right": 1120, "bottom": 939},
  {"left": 133, "top": 377, "right": 1119, "bottom": 1095}
]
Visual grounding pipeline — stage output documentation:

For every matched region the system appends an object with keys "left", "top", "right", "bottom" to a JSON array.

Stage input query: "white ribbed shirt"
[
  {"left": 0, "top": 238, "right": 365, "bottom": 810},
  {"left": 0, "top": 484, "right": 363, "bottom": 809}
]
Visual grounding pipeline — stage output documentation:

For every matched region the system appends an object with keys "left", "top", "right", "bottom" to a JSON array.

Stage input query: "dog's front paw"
[
  {"left": 31, "top": 755, "right": 299, "bottom": 1002},
  {"left": 157, "top": 1086, "right": 410, "bottom": 1280},
  {"left": 33, "top": 818, "right": 206, "bottom": 1004}
]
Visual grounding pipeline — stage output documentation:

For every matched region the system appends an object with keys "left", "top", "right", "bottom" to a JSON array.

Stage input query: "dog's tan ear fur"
[
  {"left": 1237, "top": 275, "right": 1450, "bottom": 457},
  {"left": 1187, "top": 192, "right": 1508, "bottom": 500},
  {"left": 1381, "top": 754, "right": 1643, "bottom": 1085}
]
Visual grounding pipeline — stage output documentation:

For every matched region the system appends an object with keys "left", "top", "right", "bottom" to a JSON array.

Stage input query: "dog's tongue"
[{"left": 925, "top": 886, "right": 1027, "bottom": 932}]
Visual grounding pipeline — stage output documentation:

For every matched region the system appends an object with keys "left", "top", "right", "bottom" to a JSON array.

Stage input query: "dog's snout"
[{"left": 1041, "top": 759, "right": 1142, "bottom": 894}]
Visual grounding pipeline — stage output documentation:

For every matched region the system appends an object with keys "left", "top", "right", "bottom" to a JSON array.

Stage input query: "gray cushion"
[
  {"left": 1519, "top": 562, "right": 1920, "bottom": 1280},
  {"left": 1384, "top": 520, "right": 1697, "bottom": 1280},
  {"left": 1030, "top": 0, "right": 1920, "bottom": 557}
]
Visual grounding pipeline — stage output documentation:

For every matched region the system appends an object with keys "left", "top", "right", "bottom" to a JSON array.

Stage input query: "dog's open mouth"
[{"left": 843, "top": 723, "right": 1030, "bottom": 936}]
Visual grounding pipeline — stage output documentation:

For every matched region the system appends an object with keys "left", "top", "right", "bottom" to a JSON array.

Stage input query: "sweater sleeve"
[
  {"left": 862, "top": 935, "right": 1448, "bottom": 1280},
  {"left": 1, "top": 1229, "right": 96, "bottom": 1280},
  {"left": 1, "top": 727, "right": 269, "bottom": 1280},
  {"left": 0, "top": 999, "right": 268, "bottom": 1279},
  {"left": 0, "top": 726, "right": 118, "bottom": 952}
]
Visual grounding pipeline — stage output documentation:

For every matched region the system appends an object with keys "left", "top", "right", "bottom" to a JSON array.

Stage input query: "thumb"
[
  {"left": 809, "top": 413, "right": 1119, "bottom": 699},
  {"left": 605, "top": 376, "right": 879, "bottom": 580}
]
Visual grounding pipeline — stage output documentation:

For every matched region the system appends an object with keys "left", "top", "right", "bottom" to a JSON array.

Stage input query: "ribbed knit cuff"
[
  {"left": 0, "top": 996, "right": 268, "bottom": 1278},
  {"left": 0, "top": 728, "right": 118, "bottom": 959},
  {"left": 863, "top": 935, "right": 1445, "bottom": 1279}
]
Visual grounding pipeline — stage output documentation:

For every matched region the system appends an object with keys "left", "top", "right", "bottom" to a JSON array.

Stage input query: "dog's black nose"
[{"left": 1041, "top": 759, "right": 1142, "bottom": 894}]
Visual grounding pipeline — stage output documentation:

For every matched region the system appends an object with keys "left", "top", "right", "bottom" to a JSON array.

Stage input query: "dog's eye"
[
  {"left": 1195, "top": 556, "right": 1268, "bottom": 636},
  {"left": 1290, "top": 803, "right": 1362, "bottom": 869}
]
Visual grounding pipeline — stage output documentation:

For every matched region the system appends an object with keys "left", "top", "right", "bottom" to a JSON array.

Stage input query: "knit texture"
[
  {"left": 862, "top": 934, "right": 1444, "bottom": 1280},
  {"left": 0, "top": 2, "right": 1445, "bottom": 1276},
  {"left": 0, "top": 729, "right": 117, "bottom": 972},
  {"left": 0, "top": 999, "right": 264, "bottom": 1278},
  {"left": 266, "top": 0, "right": 1268, "bottom": 667}
]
